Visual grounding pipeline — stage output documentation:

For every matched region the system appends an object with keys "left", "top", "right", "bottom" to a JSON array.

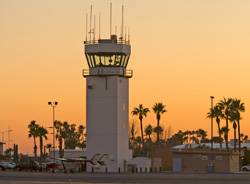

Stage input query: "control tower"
[{"left": 83, "top": 34, "right": 133, "bottom": 172}]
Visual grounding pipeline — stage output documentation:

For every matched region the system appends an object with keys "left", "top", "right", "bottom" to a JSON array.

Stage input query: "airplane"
[
  {"left": 97, "top": 154, "right": 109, "bottom": 166},
  {"left": 47, "top": 153, "right": 104, "bottom": 173}
]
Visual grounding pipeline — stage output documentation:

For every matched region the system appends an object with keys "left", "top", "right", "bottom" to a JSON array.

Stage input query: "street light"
[
  {"left": 48, "top": 101, "right": 58, "bottom": 162},
  {"left": 210, "top": 96, "right": 214, "bottom": 152}
]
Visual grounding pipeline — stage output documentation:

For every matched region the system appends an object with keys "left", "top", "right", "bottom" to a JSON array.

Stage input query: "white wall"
[{"left": 86, "top": 74, "right": 132, "bottom": 172}]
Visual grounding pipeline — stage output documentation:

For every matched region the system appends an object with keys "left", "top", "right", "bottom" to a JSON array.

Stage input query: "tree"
[
  {"left": 218, "top": 97, "right": 233, "bottom": 151},
  {"left": 219, "top": 126, "right": 230, "bottom": 145},
  {"left": 144, "top": 124, "right": 153, "bottom": 142},
  {"left": 78, "top": 125, "right": 86, "bottom": 149},
  {"left": 152, "top": 102, "right": 167, "bottom": 147},
  {"left": 37, "top": 126, "right": 48, "bottom": 162},
  {"left": 229, "top": 111, "right": 238, "bottom": 152},
  {"left": 240, "top": 134, "right": 249, "bottom": 143},
  {"left": 135, "top": 136, "right": 142, "bottom": 150},
  {"left": 207, "top": 105, "right": 224, "bottom": 148},
  {"left": 231, "top": 99, "right": 245, "bottom": 152},
  {"left": 4, "top": 148, "right": 13, "bottom": 160},
  {"left": 46, "top": 143, "right": 52, "bottom": 158},
  {"left": 28, "top": 120, "right": 39, "bottom": 158},
  {"left": 131, "top": 104, "right": 150, "bottom": 152},
  {"left": 153, "top": 126, "right": 163, "bottom": 139}
]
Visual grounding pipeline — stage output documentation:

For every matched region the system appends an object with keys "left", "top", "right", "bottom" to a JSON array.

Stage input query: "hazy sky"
[{"left": 1, "top": 0, "right": 250, "bottom": 154}]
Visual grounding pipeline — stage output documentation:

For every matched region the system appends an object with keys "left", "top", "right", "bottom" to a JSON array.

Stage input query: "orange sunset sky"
[{"left": 1, "top": 0, "right": 250, "bottom": 154}]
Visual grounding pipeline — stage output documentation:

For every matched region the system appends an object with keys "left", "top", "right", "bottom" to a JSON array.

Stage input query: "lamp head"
[
  {"left": 55, "top": 101, "right": 58, "bottom": 105},
  {"left": 48, "top": 102, "right": 52, "bottom": 105},
  {"left": 210, "top": 96, "right": 214, "bottom": 99}
]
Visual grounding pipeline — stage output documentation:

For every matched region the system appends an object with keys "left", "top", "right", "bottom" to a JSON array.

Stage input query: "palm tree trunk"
[
  {"left": 238, "top": 119, "right": 242, "bottom": 170},
  {"left": 40, "top": 137, "right": 43, "bottom": 163},
  {"left": 237, "top": 120, "right": 241, "bottom": 153},
  {"left": 33, "top": 136, "right": 37, "bottom": 158},
  {"left": 157, "top": 117, "right": 160, "bottom": 147},
  {"left": 216, "top": 121, "right": 222, "bottom": 149},
  {"left": 140, "top": 118, "right": 144, "bottom": 152},
  {"left": 226, "top": 117, "right": 229, "bottom": 151},
  {"left": 234, "top": 127, "right": 236, "bottom": 153}
]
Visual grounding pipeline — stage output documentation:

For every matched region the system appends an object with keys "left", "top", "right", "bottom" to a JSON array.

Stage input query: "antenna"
[
  {"left": 89, "top": 5, "right": 92, "bottom": 41},
  {"left": 94, "top": 15, "right": 95, "bottom": 41},
  {"left": 110, "top": 2, "right": 112, "bottom": 37},
  {"left": 128, "top": 27, "right": 130, "bottom": 42},
  {"left": 99, "top": 12, "right": 101, "bottom": 39},
  {"left": 121, "top": 5, "right": 124, "bottom": 39},
  {"left": 86, "top": 13, "right": 88, "bottom": 42},
  {"left": 125, "top": 26, "right": 126, "bottom": 41}
]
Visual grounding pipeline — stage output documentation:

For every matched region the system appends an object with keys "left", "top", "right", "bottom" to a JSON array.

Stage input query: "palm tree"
[
  {"left": 218, "top": 97, "right": 233, "bottom": 151},
  {"left": 144, "top": 124, "right": 153, "bottom": 142},
  {"left": 131, "top": 104, "right": 150, "bottom": 151},
  {"left": 78, "top": 125, "right": 86, "bottom": 149},
  {"left": 37, "top": 126, "right": 48, "bottom": 162},
  {"left": 152, "top": 103, "right": 167, "bottom": 147},
  {"left": 231, "top": 99, "right": 245, "bottom": 152},
  {"left": 153, "top": 126, "right": 163, "bottom": 142},
  {"left": 219, "top": 126, "right": 230, "bottom": 146},
  {"left": 46, "top": 143, "right": 52, "bottom": 158},
  {"left": 243, "top": 135, "right": 249, "bottom": 143},
  {"left": 28, "top": 120, "right": 39, "bottom": 158},
  {"left": 229, "top": 111, "right": 238, "bottom": 152},
  {"left": 135, "top": 136, "right": 142, "bottom": 150},
  {"left": 207, "top": 105, "right": 224, "bottom": 148}
]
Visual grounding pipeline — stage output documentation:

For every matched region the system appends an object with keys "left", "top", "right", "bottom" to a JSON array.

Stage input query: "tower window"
[
  {"left": 123, "top": 122, "right": 125, "bottom": 129},
  {"left": 123, "top": 104, "right": 125, "bottom": 111}
]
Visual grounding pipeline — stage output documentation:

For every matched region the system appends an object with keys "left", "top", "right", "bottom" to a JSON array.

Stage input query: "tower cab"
[{"left": 83, "top": 35, "right": 132, "bottom": 78}]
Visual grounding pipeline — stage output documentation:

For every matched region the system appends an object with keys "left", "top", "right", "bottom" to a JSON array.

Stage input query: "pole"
[
  {"left": 210, "top": 96, "right": 214, "bottom": 152},
  {"left": 53, "top": 106, "right": 55, "bottom": 162}
]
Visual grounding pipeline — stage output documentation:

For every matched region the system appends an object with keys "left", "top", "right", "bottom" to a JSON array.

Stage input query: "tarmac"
[{"left": 0, "top": 170, "right": 250, "bottom": 184}]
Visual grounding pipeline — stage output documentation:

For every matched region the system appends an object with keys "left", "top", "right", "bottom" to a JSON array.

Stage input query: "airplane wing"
[{"left": 57, "top": 153, "right": 101, "bottom": 165}]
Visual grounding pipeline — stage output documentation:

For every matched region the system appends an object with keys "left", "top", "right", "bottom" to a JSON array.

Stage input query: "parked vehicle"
[
  {"left": 40, "top": 163, "right": 48, "bottom": 171},
  {"left": 242, "top": 164, "right": 250, "bottom": 171},
  {"left": 0, "top": 162, "right": 6, "bottom": 171},
  {"left": 4, "top": 162, "right": 16, "bottom": 169},
  {"left": 14, "top": 161, "right": 42, "bottom": 172}
]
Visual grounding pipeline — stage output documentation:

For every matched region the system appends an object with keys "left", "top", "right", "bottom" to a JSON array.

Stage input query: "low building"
[
  {"left": 150, "top": 148, "right": 240, "bottom": 173},
  {"left": 173, "top": 150, "right": 239, "bottom": 173}
]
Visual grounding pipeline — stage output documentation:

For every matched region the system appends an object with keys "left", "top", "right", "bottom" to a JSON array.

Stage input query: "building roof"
[
  {"left": 172, "top": 150, "right": 240, "bottom": 155},
  {"left": 172, "top": 142, "right": 250, "bottom": 149}
]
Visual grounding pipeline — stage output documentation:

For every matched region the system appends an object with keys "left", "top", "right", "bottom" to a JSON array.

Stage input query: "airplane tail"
[
  {"left": 89, "top": 153, "right": 101, "bottom": 165},
  {"left": 97, "top": 154, "right": 109, "bottom": 166}
]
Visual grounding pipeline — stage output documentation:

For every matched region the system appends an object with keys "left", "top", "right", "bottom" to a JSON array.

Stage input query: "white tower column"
[{"left": 83, "top": 38, "right": 132, "bottom": 172}]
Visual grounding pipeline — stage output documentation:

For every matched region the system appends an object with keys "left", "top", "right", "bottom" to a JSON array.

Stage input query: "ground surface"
[{"left": 0, "top": 170, "right": 250, "bottom": 184}]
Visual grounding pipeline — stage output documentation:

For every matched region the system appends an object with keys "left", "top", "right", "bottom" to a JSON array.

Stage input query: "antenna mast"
[
  {"left": 99, "top": 12, "right": 101, "bottom": 39},
  {"left": 86, "top": 13, "right": 88, "bottom": 42},
  {"left": 94, "top": 15, "right": 96, "bottom": 41},
  {"left": 125, "top": 26, "right": 126, "bottom": 41},
  {"left": 89, "top": 5, "right": 92, "bottom": 42},
  {"left": 121, "top": 5, "right": 124, "bottom": 39},
  {"left": 128, "top": 27, "right": 130, "bottom": 42},
  {"left": 110, "top": 2, "right": 112, "bottom": 36}
]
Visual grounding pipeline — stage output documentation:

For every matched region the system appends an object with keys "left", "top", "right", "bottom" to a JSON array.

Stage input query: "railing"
[
  {"left": 82, "top": 68, "right": 133, "bottom": 78},
  {"left": 84, "top": 39, "right": 130, "bottom": 45}
]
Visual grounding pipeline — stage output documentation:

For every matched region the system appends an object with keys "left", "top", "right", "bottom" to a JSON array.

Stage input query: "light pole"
[
  {"left": 48, "top": 101, "right": 58, "bottom": 162},
  {"left": 210, "top": 96, "right": 214, "bottom": 152},
  {"left": 0, "top": 130, "right": 12, "bottom": 151}
]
